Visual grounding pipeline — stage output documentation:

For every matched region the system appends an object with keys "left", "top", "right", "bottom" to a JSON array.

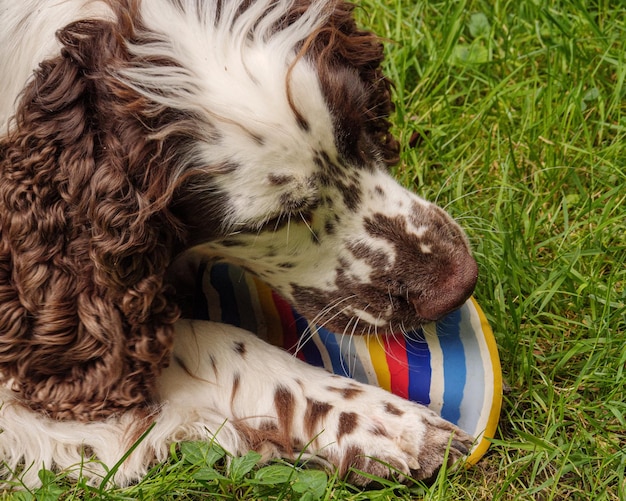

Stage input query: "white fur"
[{"left": 121, "top": 1, "right": 339, "bottom": 230}]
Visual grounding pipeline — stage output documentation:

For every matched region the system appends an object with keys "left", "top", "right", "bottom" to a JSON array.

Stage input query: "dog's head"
[{"left": 154, "top": 0, "right": 478, "bottom": 334}]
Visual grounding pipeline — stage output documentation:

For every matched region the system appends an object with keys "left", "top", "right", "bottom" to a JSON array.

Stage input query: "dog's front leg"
[{"left": 159, "top": 319, "right": 473, "bottom": 484}]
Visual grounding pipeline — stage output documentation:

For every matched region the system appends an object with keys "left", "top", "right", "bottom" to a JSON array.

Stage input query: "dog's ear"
[
  {"left": 0, "top": 19, "right": 187, "bottom": 420},
  {"left": 302, "top": 1, "right": 399, "bottom": 166}
]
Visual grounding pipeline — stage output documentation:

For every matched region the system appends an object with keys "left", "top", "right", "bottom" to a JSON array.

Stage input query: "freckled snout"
[
  {"left": 410, "top": 251, "right": 478, "bottom": 322},
  {"left": 353, "top": 206, "right": 478, "bottom": 329}
]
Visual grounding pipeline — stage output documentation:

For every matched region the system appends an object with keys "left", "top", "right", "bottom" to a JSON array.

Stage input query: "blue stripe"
[
  {"left": 405, "top": 329, "right": 432, "bottom": 406},
  {"left": 338, "top": 335, "right": 368, "bottom": 384},
  {"left": 228, "top": 265, "right": 257, "bottom": 333},
  {"left": 438, "top": 309, "right": 466, "bottom": 425},
  {"left": 210, "top": 263, "right": 240, "bottom": 327},
  {"left": 294, "top": 314, "right": 325, "bottom": 368},
  {"left": 316, "top": 327, "right": 350, "bottom": 377}
]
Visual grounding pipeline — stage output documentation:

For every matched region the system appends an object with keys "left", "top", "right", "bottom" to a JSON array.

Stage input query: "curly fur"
[
  {"left": 0, "top": 15, "right": 187, "bottom": 419},
  {"left": 0, "top": 0, "right": 477, "bottom": 488}
]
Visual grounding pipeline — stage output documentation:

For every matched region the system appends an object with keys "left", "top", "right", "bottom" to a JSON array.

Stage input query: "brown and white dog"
[{"left": 0, "top": 0, "right": 477, "bottom": 488}]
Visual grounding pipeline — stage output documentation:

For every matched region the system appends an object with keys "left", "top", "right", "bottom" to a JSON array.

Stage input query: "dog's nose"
[{"left": 410, "top": 253, "right": 478, "bottom": 322}]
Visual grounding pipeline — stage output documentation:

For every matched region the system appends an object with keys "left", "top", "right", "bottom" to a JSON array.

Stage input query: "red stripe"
[
  {"left": 271, "top": 291, "right": 304, "bottom": 360},
  {"left": 384, "top": 336, "right": 409, "bottom": 398}
]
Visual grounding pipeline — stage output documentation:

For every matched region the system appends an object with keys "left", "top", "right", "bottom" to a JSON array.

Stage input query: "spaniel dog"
[{"left": 0, "top": 0, "right": 477, "bottom": 488}]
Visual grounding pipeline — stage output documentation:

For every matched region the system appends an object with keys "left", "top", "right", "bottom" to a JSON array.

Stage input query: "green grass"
[
  {"left": 3, "top": 0, "right": 625, "bottom": 499},
  {"left": 373, "top": 0, "right": 625, "bottom": 499}
]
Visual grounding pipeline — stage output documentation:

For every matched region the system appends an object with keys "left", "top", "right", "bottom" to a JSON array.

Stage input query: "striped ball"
[{"left": 193, "top": 262, "right": 502, "bottom": 464}]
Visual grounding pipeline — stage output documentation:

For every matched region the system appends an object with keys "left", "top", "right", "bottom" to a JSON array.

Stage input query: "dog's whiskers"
[
  {"left": 298, "top": 211, "right": 319, "bottom": 243},
  {"left": 292, "top": 295, "right": 357, "bottom": 355}
]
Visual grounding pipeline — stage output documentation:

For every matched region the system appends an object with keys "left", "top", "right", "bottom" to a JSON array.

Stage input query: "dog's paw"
[{"left": 307, "top": 381, "right": 474, "bottom": 485}]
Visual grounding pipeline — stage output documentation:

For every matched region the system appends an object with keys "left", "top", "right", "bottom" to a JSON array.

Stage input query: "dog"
[{"left": 0, "top": 0, "right": 478, "bottom": 488}]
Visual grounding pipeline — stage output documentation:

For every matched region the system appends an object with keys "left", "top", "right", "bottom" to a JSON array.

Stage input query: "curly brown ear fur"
[
  {"left": 297, "top": 0, "right": 399, "bottom": 166},
  {"left": 0, "top": 18, "right": 192, "bottom": 420}
]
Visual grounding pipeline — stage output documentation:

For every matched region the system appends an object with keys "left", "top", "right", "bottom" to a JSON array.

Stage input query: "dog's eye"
[
  {"left": 279, "top": 191, "right": 320, "bottom": 214},
  {"left": 280, "top": 195, "right": 314, "bottom": 213}
]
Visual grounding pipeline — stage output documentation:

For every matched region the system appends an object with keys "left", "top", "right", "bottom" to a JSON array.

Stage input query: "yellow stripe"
[
  {"left": 365, "top": 335, "right": 392, "bottom": 392},
  {"left": 466, "top": 297, "right": 502, "bottom": 466}
]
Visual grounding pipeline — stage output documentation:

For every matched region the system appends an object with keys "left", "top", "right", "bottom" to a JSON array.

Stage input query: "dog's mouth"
[
  {"left": 288, "top": 297, "right": 447, "bottom": 337},
  {"left": 290, "top": 255, "right": 478, "bottom": 336}
]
